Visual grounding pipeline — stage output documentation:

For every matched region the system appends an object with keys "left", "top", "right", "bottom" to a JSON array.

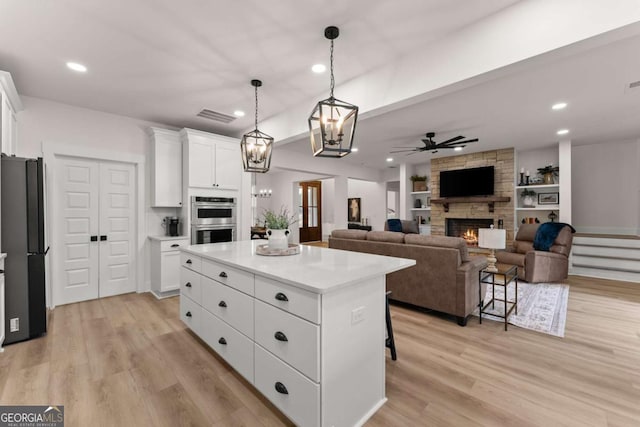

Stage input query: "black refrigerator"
[{"left": 1, "top": 155, "right": 47, "bottom": 344}]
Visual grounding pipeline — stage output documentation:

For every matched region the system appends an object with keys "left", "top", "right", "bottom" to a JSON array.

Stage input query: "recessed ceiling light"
[
  {"left": 557, "top": 129, "right": 570, "bottom": 135},
  {"left": 233, "top": 110, "right": 245, "bottom": 117},
  {"left": 454, "top": 147, "right": 463, "bottom": 151},
  {"left": 552, "top": 102, "right": 567, "bottom": 110},
  {"left": 386, "top": 157, "right": 393, "bottom": 162},
  {"left": 311, "top": 64, "right": 326, "bottom": 73},
  {"left": 351, "top": 148, "right": 359, "bottom": 152},
  {"left": 66, "top": 62, "right": 87, "bottom": 72}
]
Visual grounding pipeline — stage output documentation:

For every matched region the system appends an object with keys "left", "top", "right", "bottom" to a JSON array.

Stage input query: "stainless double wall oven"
[{"left": 191, "top": 196, "right": 236, "bottom": 244}]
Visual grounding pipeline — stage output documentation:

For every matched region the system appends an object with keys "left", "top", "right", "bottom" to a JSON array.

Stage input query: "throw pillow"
[
  {"left": 402, "top": 220, "right": 419, "bottom": 234},
  {"left": 386, "top": 219, "right": 403, "bottom": 232}
]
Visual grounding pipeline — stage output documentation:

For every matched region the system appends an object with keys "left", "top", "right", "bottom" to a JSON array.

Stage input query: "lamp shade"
[{"left": 478, "top": 228, "right": 506, "bottom": 250}]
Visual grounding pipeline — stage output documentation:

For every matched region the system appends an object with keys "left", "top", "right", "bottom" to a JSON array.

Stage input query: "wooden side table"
[{"left": 479, "top": 264, "right": 518, "bottom": 331}]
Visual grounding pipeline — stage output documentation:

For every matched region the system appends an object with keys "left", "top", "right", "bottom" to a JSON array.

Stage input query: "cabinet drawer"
[
  {"left": 180, "top": 267, "right": 201, "bottom": 304},
  {"left": 255, "top": 276, "right": 320, "bottom": 324},
  {"left": 180, "top": 295, "right": 201, "bottom": 335},
  {"left": 201, "top": 276, "right": 254, "bottom": 338},
  {"left": 160, "top": 239, "right": 189, "bottom": 252},
  {"left": 181, "top": 253, "right": 201, "bottom": 273},
  {"left": 255, "top": 300, "right": 319, "bottom": 382},
  {"left": 202, "top": 259, "right": 254, "bottom": 296},
  {"left": 254, "top": 344, "right": 319, "bottom": 427},
  {"left": 201, "top": 308, "right": 254, "bottom": 383}
]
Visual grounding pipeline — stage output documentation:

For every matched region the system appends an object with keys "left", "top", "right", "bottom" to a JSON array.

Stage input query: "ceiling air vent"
[
  {"left": 197, "top": 109, "right": 236, "bottom": 123},
  {"left": 629, "top": 80, "right": 640, "bottom": 89}
]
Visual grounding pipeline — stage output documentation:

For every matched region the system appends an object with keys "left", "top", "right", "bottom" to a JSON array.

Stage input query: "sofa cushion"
[
  {"left": 384, "top": 219, "right": 419, "bottom": 234},
  {"left": 404, "top": 235, "right": 470, "bottom": 262},
  {"left": 367, "top": 231, "right": 405, "bottom": 243},
  {"left": 386, "top": 219, "right": 403, "bottom": 232},
  {"left": 549, "top": 226, "right": 573, "bottom": 257},
  {"left": 330, "top": 229, "right": 368, "bottom": 240},
  {"left": 515, "top": 223, "right": 539, "bottom": 242},
  {"left": 495, "top": 250, "right": 525, "bottom": 267}
]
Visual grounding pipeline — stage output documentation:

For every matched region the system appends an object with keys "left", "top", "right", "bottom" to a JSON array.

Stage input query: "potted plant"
[
  {"left": 261, "top": 206, "right": 297, "bottom": 250},
  {"left": 537, "top": 164, "right": 559, "bottom": 185},
  {"left": 520, "top": 188, "right": 536, "bottom": 207},
  {"left": 410, "top": 174, "right": 428, "bottom": 192}
]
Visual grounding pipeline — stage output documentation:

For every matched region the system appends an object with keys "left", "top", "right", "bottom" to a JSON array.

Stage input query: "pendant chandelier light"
[
  {"left": 308, "top": 26, "right": 358, "bottom": 158},
  {"left": 241, "top": 79, "right": 273, "bottom": 173}
]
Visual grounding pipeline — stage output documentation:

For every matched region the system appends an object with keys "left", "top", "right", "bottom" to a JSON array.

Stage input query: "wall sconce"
[{"left": 252, "top": 189, "right": 272, "bottom": 198}]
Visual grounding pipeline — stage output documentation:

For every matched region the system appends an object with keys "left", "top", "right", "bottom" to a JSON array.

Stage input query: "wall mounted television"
[{"left": 439, "top": 166, "right": 494, "bottom": 197}]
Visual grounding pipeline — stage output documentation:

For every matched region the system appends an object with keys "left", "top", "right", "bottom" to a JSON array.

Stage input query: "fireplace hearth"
[{"left": 446, "top": 218, "right": 494, "bottom": 246}]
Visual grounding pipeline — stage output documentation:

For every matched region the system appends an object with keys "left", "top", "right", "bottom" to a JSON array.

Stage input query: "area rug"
[{"left": 475, "top": 281, "right": 569, "bottom": 337}]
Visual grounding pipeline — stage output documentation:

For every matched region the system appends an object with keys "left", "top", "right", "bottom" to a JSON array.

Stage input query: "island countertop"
[{"left": 181, "top": 240, "right": 415, "bottom": 294}]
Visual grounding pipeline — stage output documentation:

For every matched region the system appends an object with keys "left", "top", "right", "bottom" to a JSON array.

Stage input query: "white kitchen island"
[{"left": 179, "top": 240, "right": 415, "bottom": 427}]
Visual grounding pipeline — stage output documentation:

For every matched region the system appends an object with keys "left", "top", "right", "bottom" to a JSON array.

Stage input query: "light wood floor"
[{"left": 1, "top": 275, "right": 639, "bottom": 426}]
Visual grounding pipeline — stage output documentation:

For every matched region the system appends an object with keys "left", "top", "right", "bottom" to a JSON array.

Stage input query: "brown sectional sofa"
[{"left": 329, "top": 230, "right": 487, "bottom": 326}]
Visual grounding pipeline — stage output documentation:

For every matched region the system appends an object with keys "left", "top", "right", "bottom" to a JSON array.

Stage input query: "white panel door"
[
  {"left": 99, "top": 162, "right": 136, "bottom": 297},
  {"left": 56, "top": 158, "right": 100, "bottom": 305},
  {"left": 55, "top": 157, "right": 136, "bottom": 305}
]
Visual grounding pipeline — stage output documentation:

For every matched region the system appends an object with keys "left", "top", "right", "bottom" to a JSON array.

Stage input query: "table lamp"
[{"left": 478, "top": 225, "right": 506, "bottom": 273}]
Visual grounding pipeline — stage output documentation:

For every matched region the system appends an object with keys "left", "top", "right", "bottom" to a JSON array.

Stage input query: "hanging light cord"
[
  {"left": 329, "top": 39, "right": 335, "bottom": 99},
  {"left": 254, "top": 84, "right": 259, "bottom": 130}
]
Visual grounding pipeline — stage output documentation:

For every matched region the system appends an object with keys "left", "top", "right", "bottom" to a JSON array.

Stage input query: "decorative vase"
[
  {"left": 543, "top": 172, "right": 555, "bottom": 185},
  {"left": 523, "top": 195, "right": 535, "bottom": 207},
  {"left": 267, "top": 228, "right": 290, "bottom": 250}
]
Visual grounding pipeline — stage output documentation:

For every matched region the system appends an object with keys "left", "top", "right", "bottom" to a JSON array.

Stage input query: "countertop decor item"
[
  {"left": 520, "top": 188, "right": 536, "bottom": 207},
  {"left": 256, "top": 243, "right": 301, "bottom": 256},
  {"left": 241, "top": 79, "right": 273, "bottom": 173},
  {"left": 262, "top": 206, "right": 297, "bottom": 250},
  {"left": 308, "top": 26, "right": 358, "bottom": 158}
]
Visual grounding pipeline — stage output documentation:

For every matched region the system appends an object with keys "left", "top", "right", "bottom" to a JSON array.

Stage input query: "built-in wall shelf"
[
  {"left": 516, "top": 206, "right": 560, "bottom": 211},
  {"left": 515, "top": 184, "right": 558, "bottom": 190},
  {"left": 431, "top": 196, "right": 511, "bottom": 213},
  {"left": 410, "top": 191, "right": 431, "bottom": 195}
]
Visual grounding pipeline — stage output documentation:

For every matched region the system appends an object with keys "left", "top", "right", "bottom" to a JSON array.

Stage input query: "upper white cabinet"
[
  {"left": 0, "top": 71, "right": 23, "bottom": 156},
  {"left": 181, "top": 128, "right": 241, "bottom": 190},
  {"left": 149, "top": 127, "right": 182, "bottom": 207}
]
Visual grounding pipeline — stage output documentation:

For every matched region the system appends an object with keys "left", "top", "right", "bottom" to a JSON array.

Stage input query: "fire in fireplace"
[{"left": 446, "top": 218, "right": 494, "bottom": 246}]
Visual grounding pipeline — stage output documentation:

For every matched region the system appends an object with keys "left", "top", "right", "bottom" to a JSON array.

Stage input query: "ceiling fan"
[{"left": 391, "top": 132, "right": 478, "bottom": 154}]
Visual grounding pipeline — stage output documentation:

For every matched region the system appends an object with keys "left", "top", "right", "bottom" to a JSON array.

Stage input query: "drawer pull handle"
[
  {"left": 275, "top": 292, "right": 288, "bottom": 302},
  {"left": 185, "top": 311, "right": 192, "bottom": 318},
  {"left": 218, "top": 337, "right": 227, "bottom": 345},
  {"left": 275, "top": 382, "right": 289, "bottom": 395},
  {"left": 274, "top": 331, "right": 288, "bottom": 342},
  {"left": 218, "top": 301, "right": 227, "bottom": 308},
  {"left": 185, "top": 282, "right": 192, "bottom": 288},
  {"left": 186, "top": 259, "right": 192, "bottom": 265},
  {"left": 171, "top": 244, "right": 180, "bottom": 248},
  {"left": 219, "top": 271, "right": 228, "bottom": 278}
]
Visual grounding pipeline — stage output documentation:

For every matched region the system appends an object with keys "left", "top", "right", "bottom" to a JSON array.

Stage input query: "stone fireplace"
[
  {"left": 430, "top": 148, "right": 515, "bottom": 244},
  {"left": 446, "top": 218, "right": 494, "bottom": 246}
]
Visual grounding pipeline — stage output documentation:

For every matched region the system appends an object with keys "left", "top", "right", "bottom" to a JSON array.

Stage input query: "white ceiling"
[
  {"left": 1, "top": 0, "right": 639, "bottom": 172},
  {"left": 0, "top": 0, "right": 518, "bottom": 134}
]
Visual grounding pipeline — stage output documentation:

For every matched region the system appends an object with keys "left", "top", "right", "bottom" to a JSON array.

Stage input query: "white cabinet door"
[
  {"left": 151, "top": 131, "right": 182, "bottom": 207},
  {"left": 188, "top": 139, "right": 215, "bottom": 188},
  {"left": 0, "top": 271, "right": 5, "bottom": 351},
  {"left": 160, "top": 250, "right": 181, "bottom": 292},
  {"left": 214, "top": 143, "right": 241, "bottom": 190}
]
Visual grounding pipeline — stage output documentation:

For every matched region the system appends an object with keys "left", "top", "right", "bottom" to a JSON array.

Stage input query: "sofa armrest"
[
  {"left": 524, "top": 250, "right": 569, "bottom": 283},
  {"left": 455, "top": 256, "right": 488, "bottom": 318}
]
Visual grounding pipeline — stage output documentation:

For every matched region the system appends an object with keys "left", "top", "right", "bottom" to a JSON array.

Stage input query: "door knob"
[
  {"left": 274, "top": 331, "right": 288, "bottom": 342},
  {"left": 218, "top": 337, "right": 227, "bottom": 345},
  {"left": 219, "top": 272, "right": 227, "bottom": 278},
  {"left": 90, "top": 235, "right": 98, "bottom": 242},
  {"left": 185, "top": 311, "right": 192, "bottom": 317},
  {"left": 185, "top": 282, "right": 192, "bottom": 288},
  {"left": 218, "top": 301, "right": 227, "bottom": 308},
  {"left": 171, "top": 243, "right": 180, "bottom": 248},
  {"left": 100, "top": 235, "right": 107, "bottom": 241},
  {"left": 186, "top": 259, "right": 192, "bottom": 264}
]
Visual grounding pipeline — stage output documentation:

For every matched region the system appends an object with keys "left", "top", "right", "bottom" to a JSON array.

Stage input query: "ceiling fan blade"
[
  {"left": 406, "top": 151, "right": 421, "bottom": 156},
  {"left": 438, "top": 138, "right": 479, "bottom": 148},
  {"left": 438, "top": 135, "right": 465, "bottom": 145},
  {"left": 393, "top": 146, "right": 422, "bottom": 149}
]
